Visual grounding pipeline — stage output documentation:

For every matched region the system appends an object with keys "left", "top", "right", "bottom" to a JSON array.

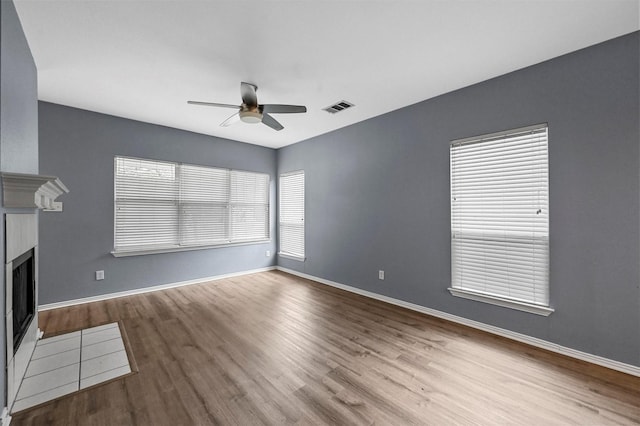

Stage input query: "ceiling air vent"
[{"left": 323, "top": 100, "right": 354, "bottom": 114}]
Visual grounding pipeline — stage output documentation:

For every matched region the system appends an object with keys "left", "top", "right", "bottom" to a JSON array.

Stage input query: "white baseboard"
[
  {"left": 276, "top": 266, "right": 640, "bottom": 378},
  {"left": 1, "top": 407, "right": 11, "bottom": 426},
  {"left": 38, "top": 266, "right": 276, "bottom": 311}
]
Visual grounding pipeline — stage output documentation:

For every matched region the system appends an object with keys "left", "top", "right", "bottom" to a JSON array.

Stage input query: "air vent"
[{"left": 323, "top": 100, "right": 354, "bottom": 114}]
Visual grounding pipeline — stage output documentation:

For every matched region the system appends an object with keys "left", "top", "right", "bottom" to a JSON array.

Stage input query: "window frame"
[
  {"left": 278, "top": 170, "right": 305, "bottom": 261},
  {"left": 112, "top": 156, "right": 270, "bottom": 257},
  {"left": 448, "top": 124, "right": 553, "bottom": 316}
]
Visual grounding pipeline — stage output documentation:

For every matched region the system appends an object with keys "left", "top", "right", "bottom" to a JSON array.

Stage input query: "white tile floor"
[{"left": 12, "top": 322, "right": 132, "bottom": 412}]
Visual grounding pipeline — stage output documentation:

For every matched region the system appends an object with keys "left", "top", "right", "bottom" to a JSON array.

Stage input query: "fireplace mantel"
[{"left": 1, "top": 172, "right": 69, "bottom": 211}]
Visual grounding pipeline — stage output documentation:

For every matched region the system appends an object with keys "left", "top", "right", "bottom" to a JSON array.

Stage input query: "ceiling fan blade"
[
  {"left": 261, "top": 104, "right": 307, "bottom": 114},
  {"left": 240, "top": 82, "right": 258, "bottom": 107},
  {"left": 220, "top": 112, "right": 241, "bottom": 127},
  {"left": 188, "top": 101, "right": 240, "bottom": 109},
  {"left": 261, "top": 113, "right": 284, "bottom": 131}
]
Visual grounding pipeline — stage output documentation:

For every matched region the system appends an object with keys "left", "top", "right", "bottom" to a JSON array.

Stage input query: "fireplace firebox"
[{"left": 12, "top": 249, "right": 35, "bottom": 354}]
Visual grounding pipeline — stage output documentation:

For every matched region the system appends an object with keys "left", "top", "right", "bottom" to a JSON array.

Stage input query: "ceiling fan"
[{"left": 188, "top": 82, "right": 307, "bottom": 131}]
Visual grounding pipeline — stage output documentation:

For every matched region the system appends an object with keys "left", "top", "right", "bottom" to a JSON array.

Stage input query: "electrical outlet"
[
  {"left": 378, "top": 270, "right": 385, "bottom": 280},
  {"left": 95, "top": 270, "right": 104, "bottom": 281},
  {"left": 266, "top": 250, "right": 271, "bottom": 257}
]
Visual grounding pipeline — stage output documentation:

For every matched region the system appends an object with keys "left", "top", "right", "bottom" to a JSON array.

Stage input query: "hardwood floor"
[{"left": 12, "top": 271, "right": 640, "bottom": 425}]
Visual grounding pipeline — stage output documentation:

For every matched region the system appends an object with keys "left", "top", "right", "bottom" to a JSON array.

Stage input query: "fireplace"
[
  {"left": 1, "top": 173, "right": 68, "bottom": 416},
  {"left": 12, "top": 249, "right": 35, "bottom": 355}
]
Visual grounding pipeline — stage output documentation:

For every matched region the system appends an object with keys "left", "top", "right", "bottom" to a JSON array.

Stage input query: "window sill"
[
  {"left": 278, "top": 252, "right": 305, "bottom": 262},
  {"left": 448, "top": 287, "right": 554, "bottom": 316},
  {"left": 112, "top": 239, "right": 271, "bottom": 257}
]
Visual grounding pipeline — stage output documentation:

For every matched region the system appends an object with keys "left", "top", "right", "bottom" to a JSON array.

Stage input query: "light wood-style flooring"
[{"left": 12, "top": 271, "right": 640, "bottom": 425}]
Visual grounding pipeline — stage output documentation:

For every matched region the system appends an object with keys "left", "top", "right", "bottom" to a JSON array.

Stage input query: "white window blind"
[
  {"left": 279, "top": 170, "right": 305, "bottom": 259},
  {"left": 115, "top": 157, "right": 179, "bottom": 250},
  {"left": 450, "top": 124, "right": 549, "bottom": 308},
  {"left": 179, "top": 164, "right": 230, "bottom": 246},
  {"left": 230, "top": 170, "right": 270, "bottom": 242},
  {"left": 114, "top": 156, "right": 269, "bottom": 254}
]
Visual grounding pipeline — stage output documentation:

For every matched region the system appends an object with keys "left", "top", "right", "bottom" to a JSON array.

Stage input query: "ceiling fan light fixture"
[{"left": 239, "top": 110, "right": 263, "bottom": 124}]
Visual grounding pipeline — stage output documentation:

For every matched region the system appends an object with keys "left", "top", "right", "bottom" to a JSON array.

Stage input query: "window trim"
[
  {"left": 278, "top": 170, "right": 305, "bottom": 261},
  {"left": 448, "top": 123, "right": 552, "bottom": 315},
  {"left": 112, "top": 156, "right": 270, "bottom": 256}
]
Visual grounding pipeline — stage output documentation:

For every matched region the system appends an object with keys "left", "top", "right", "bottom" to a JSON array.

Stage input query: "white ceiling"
[{"left": 14, "top": 1, "right": 640, "bottom": 149}]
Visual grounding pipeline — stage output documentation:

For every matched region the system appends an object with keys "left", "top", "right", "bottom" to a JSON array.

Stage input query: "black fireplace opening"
[{"left": 12, "top": 248, "right": 35, "bottom": 354}]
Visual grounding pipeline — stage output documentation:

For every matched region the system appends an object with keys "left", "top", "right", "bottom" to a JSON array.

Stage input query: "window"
[
  {"left": 114, "top": 156, "right": 269, "bottom": 255},
  {"left": 279, "top": 170, "right": 305, "bottom": 260},
  {"left": 449, "top": 124, "right": 552, "bottom": 316}
]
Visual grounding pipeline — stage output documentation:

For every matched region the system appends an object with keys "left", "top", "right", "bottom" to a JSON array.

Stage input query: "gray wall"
[
  {"left": 38, "top": 102, "right": 277, "bottom": 304},
  {"left": 0, "top": 0, "right": 39, "bottom": 409},
  {"left": 277, "top": 32, "right": 640, "bottom": 367},
  {"left": 0, "top": 0, "right": 38, "bottom": 175}
]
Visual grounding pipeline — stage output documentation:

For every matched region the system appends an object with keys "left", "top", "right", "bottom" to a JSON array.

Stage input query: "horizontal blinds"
[
  {"left": 450, "top": 125, "right": 549, "bottom": 306},
  {"left": 230, "top": 171, "right": 270, "bottom": 241},
  {"left": 115, "top": 157, "right": 179, "bottom": 249},
  {"left": 279, "top": 171, "right": 305, "bottom": 257},
  {"left": 114, "top": 156, "right": 269, "bottom": 252},
  {"left": 180, "top": 164, "right": 230, "bottom": 245}
]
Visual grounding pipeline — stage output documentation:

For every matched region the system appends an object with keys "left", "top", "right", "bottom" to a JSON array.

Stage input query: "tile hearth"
[{"left": 12, "top": 322, "right": 132, "bottom": 412}]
